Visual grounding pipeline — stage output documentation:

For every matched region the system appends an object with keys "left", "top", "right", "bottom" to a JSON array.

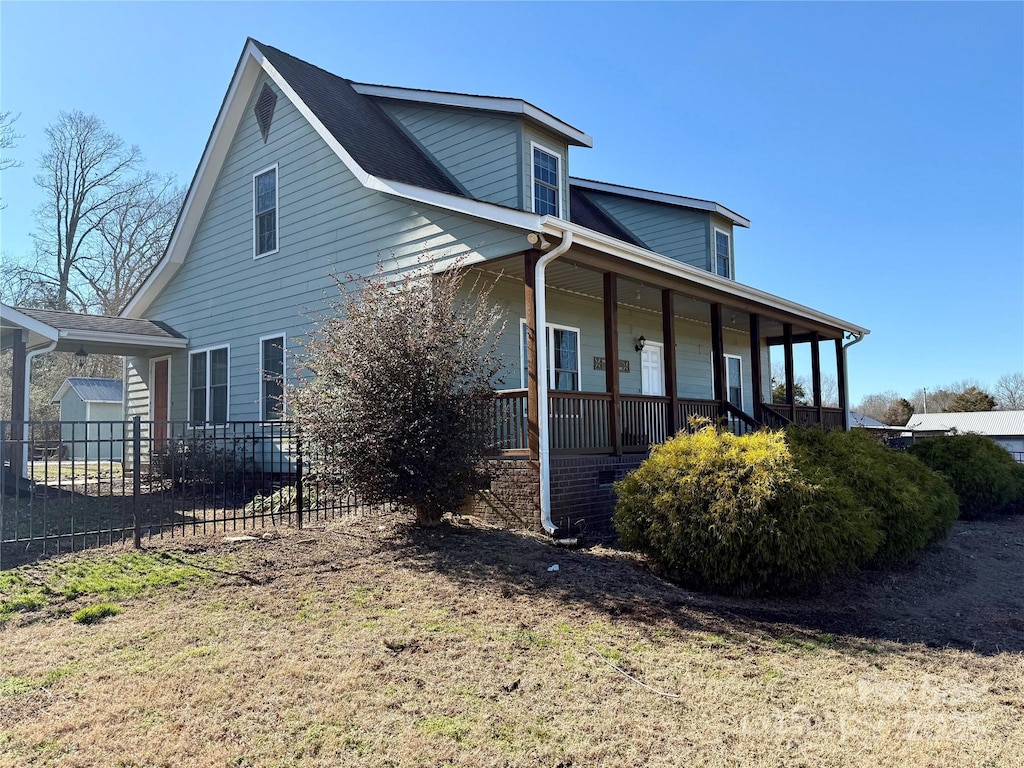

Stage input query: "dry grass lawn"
[{"left": 1, "top": 513, "right": 1022, "bottom": 767}]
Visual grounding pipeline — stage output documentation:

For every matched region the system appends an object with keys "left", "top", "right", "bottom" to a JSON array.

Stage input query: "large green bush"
[
  {"left": 613, "top": 426, "right": 881, "bottom": 595},
  {"left": 907, "top": 434, "right": 1024, "bottom": 518},
  {"left": 786, "top": 428, "right": 959, "bottom": 563}
]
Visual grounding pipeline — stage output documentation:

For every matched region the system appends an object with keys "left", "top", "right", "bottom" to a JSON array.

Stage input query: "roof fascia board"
[
  {"left": 50, "top": 380, "right": 73, "bottom": 403},
  {"left": 351, "top": 83, "right": 593, "bottom": 148},
  {"left": 0, "top": 304, "right": 60, "bottom": 340},
  {"left": 542, "top": 220, "right": 868, "bottom": 335},
  {"left": 570, "top": 177, "right": 750, "bottom": 228},
  {"left": 380, "top": 180, "right": 545, "bottom": 231},
  {"left": 58, "top": 329, "right": 189, "bottom": 348}
]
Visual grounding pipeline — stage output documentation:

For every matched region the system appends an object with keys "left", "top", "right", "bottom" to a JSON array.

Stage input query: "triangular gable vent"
[{"left": 254, "top": 83, "right": 278, "bottom": 143}]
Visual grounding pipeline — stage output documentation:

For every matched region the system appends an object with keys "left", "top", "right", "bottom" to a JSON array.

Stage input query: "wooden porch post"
[
  {"left": 8, "top": 330, "right": 27, "bottom": 479},
  {"left": 662, "top": 289, "right": 678, "bottom": 435},
  {"left": 810, "top": 331, "right": 823, "bottom": 424},
  {"left": 604, "top": 272, "right": 622, "bottom": 455},
  {"left": 711, "top": 303, "right": 726, "bottom": 415},
  {"left": 748, "top": 313, "right": 762, "bottom": 424},
  {"left": 783, "top": 322, "right": 796, "bottom": 423},
  {"left": 524, "top": 250, "right": 541, "bottom": 462},
  {"left": 836, "top": 337, "right": 848, "bottom": 430}
]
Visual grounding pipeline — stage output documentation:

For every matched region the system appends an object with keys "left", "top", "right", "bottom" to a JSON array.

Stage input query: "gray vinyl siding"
[
  {"left": 522, "top": 125, "right": 570, "bottom": 218},
  {"left": 142, "top": 74, "right": 529, "bottom": 422},
  {"left": 379, "top": 103, "right": 520, "bottom": 208},
  {"left": 484, "top": 275, "right": 761, "bottom": 415},
  {"left": 57, "top": 393, "right": 86, "bottom": 422},
  {"left": 585, "top": 192, "right": 714, "bottom": 270}
]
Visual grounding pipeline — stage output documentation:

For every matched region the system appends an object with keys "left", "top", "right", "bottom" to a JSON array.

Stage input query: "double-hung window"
[
  {"left": 254, "top": 165, "right": 278, "bottom": 258},
  {"left": 189, "top": 346, "right": 229, "bottom": 425},
  {"left": 531, "top": 144, "right": 561, "bottom": 217},
  {"left": 520, "top": 321, "right": 580, "bottom": 391},
  {"left": 714, "top": 228, "right": 731, "bottom": 278},
  {"left": 260, "top": 335, "right": 286, "bottom": 420}
]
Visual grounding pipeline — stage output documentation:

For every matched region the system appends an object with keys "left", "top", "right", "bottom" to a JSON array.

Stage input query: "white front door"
[{"left": 640, "top": 342, "right": 664, "bottom": 396}]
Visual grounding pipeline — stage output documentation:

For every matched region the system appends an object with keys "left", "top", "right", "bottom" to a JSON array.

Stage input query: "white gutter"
[
  {"left": 842, "top": 332, "right": 867, "bottom": 431},
  {"left": 22, "top": 340, "right": 58, "bottom": 474},
  {"left": 534, "top": 231, "right": 574, "bottom": 535}
]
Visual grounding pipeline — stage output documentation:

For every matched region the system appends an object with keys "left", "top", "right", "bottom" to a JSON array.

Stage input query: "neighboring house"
[
  {"left": 906, "top": 411, "right": 1024, "bottom": 459},
  {"left": 3, "top": 39, "right": 868, "bottom": 534},
  {"left": 50, "top": 378, "right": 125, "bottom": 461}
]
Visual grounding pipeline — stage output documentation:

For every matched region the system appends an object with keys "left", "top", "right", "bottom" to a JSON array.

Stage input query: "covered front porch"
[{"left": 479, "top": 242, "right": 860, "bottom": 459}]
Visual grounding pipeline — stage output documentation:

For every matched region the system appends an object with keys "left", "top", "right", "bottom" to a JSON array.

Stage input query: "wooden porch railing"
[{"left": 485, "top": 392, "right": 844, "bottom": 457}]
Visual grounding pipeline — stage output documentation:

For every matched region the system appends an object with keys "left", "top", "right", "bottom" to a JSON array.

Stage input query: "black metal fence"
[{"left": 1, "top": 419, "right": 398, "bottom": 569}]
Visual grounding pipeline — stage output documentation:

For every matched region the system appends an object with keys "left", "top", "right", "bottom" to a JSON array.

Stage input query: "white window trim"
[
  {"left": 713, "top": 226, "right": 732, "bottom": 279},
  {"left": 148, "top": 355, "right": 172, "bottom": 422},
  {"left": 529, "top": 141, "right": 563, "bottom": 218},
  {"left": 258, "top": 333, "right": 287, "bottom": 421},
  {"left": 519, "top": 319, "right": 582, "bottom": 391},
  {"left": 188, "top": 344, "right": 231, "bottom": 425},
  {"left": 725, "top": 353, "right": 744, "bottom": 410},
  {"left": 253, "top": 163, "right": 280, "bottom": 260}
]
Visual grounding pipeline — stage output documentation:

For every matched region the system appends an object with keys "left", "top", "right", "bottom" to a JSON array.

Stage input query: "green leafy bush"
[
  {"left": 907, "top": 434, "right": 1024, "bottom": 518},
  {"left": 613, "top": 426, "right": 881, "bottom": 595},
  {"left": 786, "top": 428, "right": 959, "bottom": 563}
]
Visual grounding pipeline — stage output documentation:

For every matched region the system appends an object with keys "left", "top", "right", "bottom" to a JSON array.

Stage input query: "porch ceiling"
[{"left": 476, "top": 256, "right": 805, "bottom": 338}]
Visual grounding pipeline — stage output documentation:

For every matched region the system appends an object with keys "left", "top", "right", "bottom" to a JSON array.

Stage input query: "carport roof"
[{"left": 1, "top": 304, "right": 187, "bottom": 356}]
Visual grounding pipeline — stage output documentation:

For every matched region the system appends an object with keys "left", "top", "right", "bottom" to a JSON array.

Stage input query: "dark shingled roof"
[
  {"left": 16, "top": 308, "right": 184, "bottom": 339},
  {"left": 569, "top": 187, "right": 646, "bottom": 248},
  {"left": 252, "top": 41, "right": 463, "bottom": 197}
]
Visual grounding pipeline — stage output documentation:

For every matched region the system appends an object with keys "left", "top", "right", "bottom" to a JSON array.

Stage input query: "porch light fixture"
[{"left": 635, "top": 336, "right": 646, "bottom": 352}]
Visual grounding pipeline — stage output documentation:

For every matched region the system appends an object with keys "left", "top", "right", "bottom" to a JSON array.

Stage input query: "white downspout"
[
  {"left": 22, "top": 340, "right": 58, "bottom": 474},
  {"left": 534, "top": 230, "right": 573, "bottom": 535},
  {"left": 841, "top": 331, "right": 867, "bottom": 431}
]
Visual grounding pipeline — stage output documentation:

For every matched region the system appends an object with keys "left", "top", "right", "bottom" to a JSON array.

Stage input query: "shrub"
[
  {"left": 613, "top": 426, "right": 881, "bottom": 595},
  {"left": 786, "top": 428, "right": 959, "bottom": 563},
  {"left": 153, "top": 436, "right": 257, "bottom": 492},
  {"left": 290, "top": 264, "right": 506, "bottom": 527},
  {"left": 907, "top": 434, "right": 1024, "bottom": 518}
]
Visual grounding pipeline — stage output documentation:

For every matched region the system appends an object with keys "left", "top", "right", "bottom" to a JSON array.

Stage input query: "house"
[
  {"left": 50, "top": 378, "right": 125, "bottom": 461},
  {"left": 2, "top": 39, "right": 868, "bottom": 534},
  {"left": 906, "top": 411, "right": 1024, "bottom": 461}
]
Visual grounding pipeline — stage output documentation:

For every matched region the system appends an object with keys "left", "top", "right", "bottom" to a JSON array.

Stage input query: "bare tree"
[
  {"left": 13, "top": 111, "right": 148, "bottom": 311},
  {"left": 994, "top": 372, "right": 1024, "bottom": 410},
  {"left": 855, "top": 391, "right": 902, "bottom": 423},
  {"left": 85, "top": 175, "right": 184, "bottom": 314},
  {"left": 0, "top": 110, "right": 22, "bottom": 208}
]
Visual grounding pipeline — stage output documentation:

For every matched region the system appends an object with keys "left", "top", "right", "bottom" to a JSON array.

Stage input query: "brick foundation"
[
  {"left": 463, "top": 454, "right": 646, "bottom": 538},
  {"left": 549, "top": 454, "right": 646, "bottom": 537},
  {"left": 462, "top": 458, "right": 540, "bottom": 530}
]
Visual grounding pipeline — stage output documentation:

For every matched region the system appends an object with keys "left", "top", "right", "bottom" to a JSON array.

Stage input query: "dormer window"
[
  {"left": 531, "top": 143, "right": 561, "bottom": 217},
  {"left": 714, "top": 228, "right": 731, "bottom": 278},
  {"left": 253, "top": 165, "right": 278, "bottom": 258}
]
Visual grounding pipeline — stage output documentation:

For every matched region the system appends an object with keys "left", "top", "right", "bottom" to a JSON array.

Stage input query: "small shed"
[{"left": 51, "top": 378, "right": 125, "bottom": 461}]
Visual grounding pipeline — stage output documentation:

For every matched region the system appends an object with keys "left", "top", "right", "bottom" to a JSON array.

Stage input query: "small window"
[
  {"left": 532, "top": 145, "right": 561, "bottom": 217},
  {"left": 726, "top": 355, "right": 743, "bottom": 410},
  {"left": 254, "top": 166, "right": 278, "bottom": 258},
  {"left": 520, "top": 321, "right": 580, "bottom": 391},
  {"left": 189, "top": 346, "right": 229, "bottom": 425},
  {"left": 260, "top": 335, "right": 285, "bottom": 420},
  {"left": 715, "top": 229, "right": 731, "bottom": 278}
]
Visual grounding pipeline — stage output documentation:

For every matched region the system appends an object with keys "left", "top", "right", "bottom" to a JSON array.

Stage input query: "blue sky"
[{"left": 1, "top": 1, "right": 1021, "bottom": 405}]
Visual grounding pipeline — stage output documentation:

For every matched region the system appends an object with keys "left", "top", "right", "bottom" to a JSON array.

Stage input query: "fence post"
[
  {"left": 295, "top": 424, "right": 304, "bottom": 530},
  {"left": 132, "top": 415, "right": 142, "bottom": 548}
]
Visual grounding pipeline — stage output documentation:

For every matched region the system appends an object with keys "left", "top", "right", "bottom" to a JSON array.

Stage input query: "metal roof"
[
  {"left": 52, "top": 378, "right": 124, "bottom": 404},
  {"left": 906, "top": 411, "right": 1024, "bottom": 437}
]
